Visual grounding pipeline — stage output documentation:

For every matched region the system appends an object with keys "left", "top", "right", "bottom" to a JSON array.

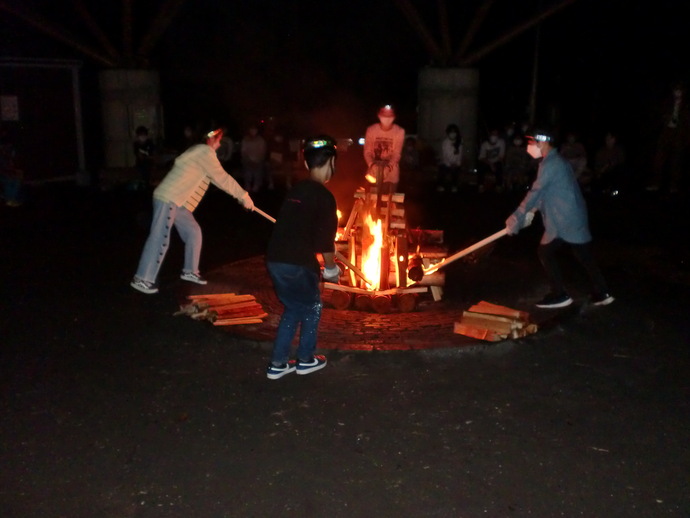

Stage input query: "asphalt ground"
[{"left": 1, "top": 173, "right": 689, "bottom": 517}]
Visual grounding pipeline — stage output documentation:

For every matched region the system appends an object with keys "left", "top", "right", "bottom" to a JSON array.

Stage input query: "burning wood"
[
  {"left": 325, "top": 187, "right": 447, "bottom": 312},
  {"left": 175, "top": 293, "right": 267, "bottom": 326},
  {"left": 454, "top": 301, "right": 537, "bottom": 342}
]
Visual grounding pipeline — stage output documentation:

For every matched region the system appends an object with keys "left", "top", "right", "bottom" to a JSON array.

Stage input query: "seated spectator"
[
  {"left": 437, "top": 124, "right": 462, "bottom": 193},
  {"left": 504, "top": 134, "right": 536, "bottom": 192},
  {"left": 477, "top": 128, "right": 505, "bottom": 192},
  {"left": 593, "top": 131, "right": 626, "bottom": 193},
  {"left": 133, "top": 126, "right": 155, "bottom": 189},
  {"left": 400, "top": 136, "right": 420, "bottom": 191},
  {"left": 560, "top": 131, "right": 589, "bottom": 180}
]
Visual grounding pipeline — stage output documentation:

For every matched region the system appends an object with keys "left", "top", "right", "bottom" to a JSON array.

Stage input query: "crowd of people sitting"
[{"left": 424, "top": 121, "right": 628, "bottom": 196}]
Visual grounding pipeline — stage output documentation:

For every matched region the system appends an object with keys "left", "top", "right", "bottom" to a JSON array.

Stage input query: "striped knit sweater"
[{"left": 153, "top": 144, "right": 247, "bottom": 212}]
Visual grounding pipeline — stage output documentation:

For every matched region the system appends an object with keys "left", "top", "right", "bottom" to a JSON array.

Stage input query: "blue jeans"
[
  {"left": 134, "top": 199, "right": 202, "bottom": 283},
  {"left": 267, "top": 262, "right": 323, "bottom": 366}
]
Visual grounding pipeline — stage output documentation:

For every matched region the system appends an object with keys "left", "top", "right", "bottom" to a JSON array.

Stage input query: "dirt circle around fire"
[{"left": 199, "top": 256, "right": 478, "bottom": 351}]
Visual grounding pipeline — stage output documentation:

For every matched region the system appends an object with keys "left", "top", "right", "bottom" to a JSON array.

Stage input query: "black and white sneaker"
[
  {"left": 296, "top": 355, "right": 327, "bottom": 376},
  {"left": 535, "top": 293, "right": 573, "bottom": 309},
  {"left": 590, "top": 293, "right": 615, "bottom": 306},
  {"left": 130, "top": 278, "right": 158, "bottom": 294},
  {"left": 180, "top": 272, "right": 208, "bottom": 285}
]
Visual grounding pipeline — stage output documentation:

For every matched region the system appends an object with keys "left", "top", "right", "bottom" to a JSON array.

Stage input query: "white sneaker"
[
  {"left": 180, "top": 272, "right": 208, "bottom": 285},
  {"left": 130, "top": 278, "right": 158, "bottom": 294}
]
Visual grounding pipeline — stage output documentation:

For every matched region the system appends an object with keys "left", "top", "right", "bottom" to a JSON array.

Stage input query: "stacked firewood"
[
  {"left": 454, "top": 301, "right": 537, "bottom": 342},
  {"left": 174, "top": 293, "right": 267, "bottom": 326}
]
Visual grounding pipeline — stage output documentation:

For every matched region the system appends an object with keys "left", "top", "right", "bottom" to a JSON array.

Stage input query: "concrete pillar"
[
  {"left": 99, "top": 69, "right": 162, "bottom": 168},
  {"left": 417, "top": 67, "right": 479, "bottom": 168}
]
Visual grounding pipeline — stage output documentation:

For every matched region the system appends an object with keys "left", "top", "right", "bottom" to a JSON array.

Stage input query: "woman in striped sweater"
[{"left": 130, "top": 127, "right": 254, "bottom": 294}]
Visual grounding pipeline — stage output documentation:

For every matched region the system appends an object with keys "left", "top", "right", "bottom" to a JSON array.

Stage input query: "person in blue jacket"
[{"left": 505, "top": 128, "right": 614, "bottom": 309}]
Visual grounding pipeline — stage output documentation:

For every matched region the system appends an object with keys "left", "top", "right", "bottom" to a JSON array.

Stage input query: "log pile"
[
  {"left": 454, "top": 301, "right": 537, "bottom": 342},
  {"left": 174, "top": 293, "right": 267, "bottom": 326}
]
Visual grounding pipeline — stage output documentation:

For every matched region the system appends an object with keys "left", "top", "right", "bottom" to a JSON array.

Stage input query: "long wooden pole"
[{"left": 423, "top": 228, "right": 507, "bottom": 275}]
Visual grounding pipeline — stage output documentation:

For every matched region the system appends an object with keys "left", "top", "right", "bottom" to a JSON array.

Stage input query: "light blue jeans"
[
  {"left": 134, "top": 199, "right": 202, "bottom": 283},
  {"left": 267, "top": 262, "right": 322, "bottom": 366}
]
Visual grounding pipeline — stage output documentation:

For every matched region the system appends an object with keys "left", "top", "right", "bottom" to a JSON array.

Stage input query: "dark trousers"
[
  {"left": 438, "top": 165, "right": 460, "bottom": 189},
  {"left": 267, "top": 262, "right": 322, "bottom": 366},
  {"left": 537, "top": 239, "right": 609, "bottom": 296}
]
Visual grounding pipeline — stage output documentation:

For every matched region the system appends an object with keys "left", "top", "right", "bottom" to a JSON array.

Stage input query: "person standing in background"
[
  {"left": 437, "top": 124, "right": 462, "bottom": 193},
  {"left": 363, "top": 105, "right": 405, "bottom": 195},
  {"left": 241, "top": 125, "right": 267, "bottom": 193}
]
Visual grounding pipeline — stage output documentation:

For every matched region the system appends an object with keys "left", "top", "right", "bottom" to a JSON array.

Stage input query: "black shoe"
[
  {"left": 590, "top": 292, "right": 614, "bottom": 306},
  {"left": 535, "top": 293, "right": 573, "bottom": 309}
]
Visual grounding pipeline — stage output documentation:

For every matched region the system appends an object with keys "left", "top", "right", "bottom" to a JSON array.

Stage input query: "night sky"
[{"left": 2, "top": 0, "right": 689, "bottom": 151}]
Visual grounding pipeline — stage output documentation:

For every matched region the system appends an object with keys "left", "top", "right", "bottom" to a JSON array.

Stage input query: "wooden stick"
[
  {"left": 209, "top": 300, "right": 258, "bottom": 313},
  {"left": 210, "top": 310, "right": 266, "bottom": 322},
  {"left": 213, "top": 313, "right": 268, "bottom": 326},
  {"left": 424, "top": 228, "right": 507, "bottom": 275},
  {"left": 189, "top": 294, "right": 256, "bottom": 305},
  {"left": 212, "top": 306, "right": 264, "bottom": 317},
  {"left": 252, "top": 206, "right": 276, "bottom": 223},
  {"left": 187, "top": 293, "right": 245, "bottom": 300},
  {"left": 469, "top": 301, "right": 529, "bottom": 320},
  {"left": 335, "top": 250, "right": 372, "bottom": 286}
]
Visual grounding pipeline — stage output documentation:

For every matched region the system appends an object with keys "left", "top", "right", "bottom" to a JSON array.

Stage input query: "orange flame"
[{"left": 361, "top": 213, "right": 382, "bottom": 290}]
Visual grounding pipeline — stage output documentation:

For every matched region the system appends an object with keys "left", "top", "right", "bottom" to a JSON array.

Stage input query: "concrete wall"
[
  {"left": 417, "top": 67, "right": 479, "bottom": 168},
  {"left": 100, "top": 69, "right": 162, "bottom": 168}
]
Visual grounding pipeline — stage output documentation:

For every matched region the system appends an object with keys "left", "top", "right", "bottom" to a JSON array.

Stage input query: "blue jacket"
[{"left": 512, "top": 149, "right": 591, "bottom": 244}]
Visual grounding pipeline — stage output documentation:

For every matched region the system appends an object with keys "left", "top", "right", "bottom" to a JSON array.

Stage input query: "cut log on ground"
[
  {"left": 176, "top": 293, "right": 268, "bottom": 326},
  {"left": 454, "top": 301, "right": 537, "bottom": 341},
  {"left": 330, "top": 290, "right": 352, "bottom": 310},
  {"left": 372, "top": 295, "right": 393, "bottom": 314},
  {"left": 213, "top": 313, "right": 268, "bottom": 326},
  {"left": 354, "top": 294, "right": 373, "bottom": 312},
  {"left": 397, "top": 293, "right": 417, "bottom": 313}
]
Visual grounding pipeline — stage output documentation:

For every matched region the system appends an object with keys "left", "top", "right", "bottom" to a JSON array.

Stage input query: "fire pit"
[{"left": 324, "top": 187, "right": 447, "bottom": 313}]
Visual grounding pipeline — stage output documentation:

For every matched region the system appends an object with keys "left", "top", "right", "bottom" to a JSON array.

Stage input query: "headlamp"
[{"left": 304, "top": 139, "right": 336, "bottom": 151}]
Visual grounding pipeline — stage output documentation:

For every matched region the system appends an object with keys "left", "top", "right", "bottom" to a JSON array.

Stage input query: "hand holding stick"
[{"left": 252, "top": 206, "right": 372, "bottom": 286}]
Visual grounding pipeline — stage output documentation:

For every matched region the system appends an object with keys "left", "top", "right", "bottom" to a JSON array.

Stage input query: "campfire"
[{"left": 324, "top": 186, "right": 447, "bottom": 313}]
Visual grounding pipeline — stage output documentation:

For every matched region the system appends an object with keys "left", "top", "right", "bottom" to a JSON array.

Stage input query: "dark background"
[{"left": 1, "top": 0, "right": 689, "bottom": 172}]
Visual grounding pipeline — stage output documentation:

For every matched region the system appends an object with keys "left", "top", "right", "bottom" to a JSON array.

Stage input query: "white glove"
[
  {"left": 322, "top": 265, "right": 342, "bottom": 283},
  {"left": 525, "top": 211, "right": 535, "bottom": 227},
  {"left": 241, "top": 192, "right": 254, "bottom": 211}
]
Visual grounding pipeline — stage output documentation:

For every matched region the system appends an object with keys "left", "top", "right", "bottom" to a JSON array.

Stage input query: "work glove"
[
  {"left": 241, "top": 192, "right": 254, "bottom": 211},
  {"left": 506, "top": 210, "right": 536, "bottom": 235},
  {"left": 322, "top": 264, "right": 342, "bottom": 283},
  {"left": 505, "top": 214, "right": 521, "bottom": 235},
  {"left": 524, "top": 210, "right": 535, "bottom": 227}
]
